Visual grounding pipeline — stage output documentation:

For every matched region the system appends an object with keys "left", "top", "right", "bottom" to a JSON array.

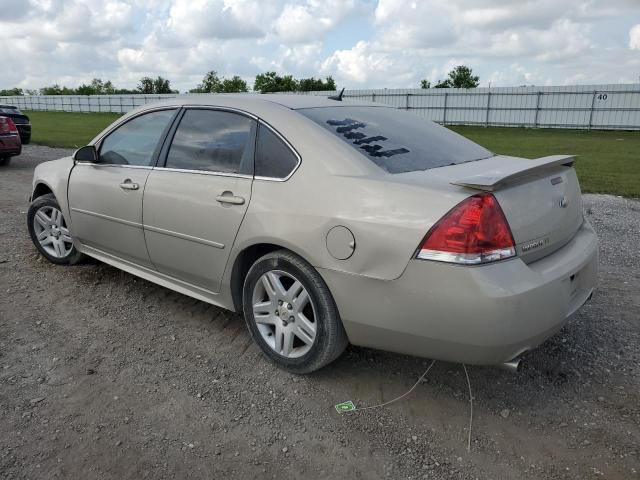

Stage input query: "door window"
[
  {"left": 166, "top": 109, "right": 256, "bottom": 175},
  {"left": 255, "top": 125, "right": 299, "bottom": 179},
  {"left": 98, "top": 109, "right": 176, "bottom": 166}
]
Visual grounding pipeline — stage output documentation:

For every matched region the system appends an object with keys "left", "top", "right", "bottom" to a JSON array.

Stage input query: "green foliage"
[
  {"left": 137, "top": 76, "right": 176, "bottom": 94},
  {"left": 0, "top": 88, "right": 25, "bottom": 96},
  {"left": 298, "top": 76, "right": 336, "bottom": 92},
  {"left": 420, "top": 79, "right": 431, "bottom": 89},
  {"left": 253, "top": 72, "right": 337, "bottom": 93},
  {"left": 434, "top": 65, "right": 480, "bottom": 89},
  {"left": 76, "top": 78, "right": 117, "bottom": 95},
  {"left": 190, "top": 71, "right": 249, "bottom": 93}
]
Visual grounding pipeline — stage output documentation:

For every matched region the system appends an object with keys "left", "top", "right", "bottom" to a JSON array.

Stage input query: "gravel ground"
[{"left": 1, "top": 145, "right": 638, "bottom": 479}]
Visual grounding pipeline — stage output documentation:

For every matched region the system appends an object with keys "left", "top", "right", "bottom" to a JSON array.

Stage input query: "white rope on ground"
[
  {"left": 462, "top": 363, "right": 473, "bottom": 452},
  {"left": 350, "top": 359, "right": 437, "bottom": 411}
]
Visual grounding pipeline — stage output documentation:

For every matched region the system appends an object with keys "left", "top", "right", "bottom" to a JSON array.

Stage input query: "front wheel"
[
  {"left": 27, "top": 194, "right": 84, "bottom": 265},
  {"left": 242, "top": 250, "right": 348, "bottom": 374}
]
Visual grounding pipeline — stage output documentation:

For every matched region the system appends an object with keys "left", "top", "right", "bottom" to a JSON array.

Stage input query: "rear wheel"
[
  {"left": 242, "top": 250, "right": 348, "bottom": 374},
  {"left": 0, "top": 157, "right": 10, "bottom": 166},
  {"left": 27, "top": 194, "right": 84, "bottom": 265}
]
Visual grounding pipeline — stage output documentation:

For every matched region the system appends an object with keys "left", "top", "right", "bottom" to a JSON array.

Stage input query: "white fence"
[{"left": 2, "top": 84, "right": 640, "bottom": 130}]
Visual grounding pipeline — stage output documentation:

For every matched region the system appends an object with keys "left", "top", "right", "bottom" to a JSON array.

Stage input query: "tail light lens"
[
  {"left": 0, "top": 117, "right": 18, "bottom": 135},
  {"left": 416, "top": 193, "right": 516, "bottom": 265}
]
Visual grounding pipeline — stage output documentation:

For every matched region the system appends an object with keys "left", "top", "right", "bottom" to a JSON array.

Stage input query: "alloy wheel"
[
  {"left": 32, "top": 206, "right": 74, "bottom": 259},
  {"left": 252, "top": 270, "right": 318, "bottom": 358}
]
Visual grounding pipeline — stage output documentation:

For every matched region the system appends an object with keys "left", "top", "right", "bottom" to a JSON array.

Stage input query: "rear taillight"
[
  {"left": 0, "top": 117, "right": 18, "bottom": 135},
  {"left": 416, "top": 193, "right": 516, "bottom": 265}
]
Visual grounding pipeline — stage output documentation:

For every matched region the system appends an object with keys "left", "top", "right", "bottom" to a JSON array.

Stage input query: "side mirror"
[{"left": 73, "top": 145, "right": 98, "bottom": 163}]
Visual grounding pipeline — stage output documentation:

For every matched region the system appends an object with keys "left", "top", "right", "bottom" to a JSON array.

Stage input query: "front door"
[
  {"left": 142, "top": 108, "right": 257, "bottom": 292},
  {"left": 68, "top": 109, "right": 177, "bottom": 267}
]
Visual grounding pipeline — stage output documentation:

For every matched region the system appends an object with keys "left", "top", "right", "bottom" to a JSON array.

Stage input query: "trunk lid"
[{"left": 449, "top": 155, "right": 584, "bottom": 263}]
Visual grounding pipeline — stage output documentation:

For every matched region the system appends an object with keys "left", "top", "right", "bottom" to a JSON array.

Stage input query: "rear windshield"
[
  {"left": 298, "top": 106, "right": 492, "bottom": 174},
  {"left": 0, "top": 107, "right": 21, "bottom": 115}
]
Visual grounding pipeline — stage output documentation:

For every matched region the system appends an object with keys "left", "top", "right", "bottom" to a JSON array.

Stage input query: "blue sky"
[{"left": 1, "top": 0, "right": 639, "bottom": 92}]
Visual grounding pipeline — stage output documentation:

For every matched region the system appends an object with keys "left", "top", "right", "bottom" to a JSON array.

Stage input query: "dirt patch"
[{"left": 1, "top": 146, "right": 638, "bottom": 479}]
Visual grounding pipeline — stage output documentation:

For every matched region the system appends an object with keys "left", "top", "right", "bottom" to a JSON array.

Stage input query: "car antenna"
[{"left": 328, "top": 87, "right": 345, "bottom": 101}]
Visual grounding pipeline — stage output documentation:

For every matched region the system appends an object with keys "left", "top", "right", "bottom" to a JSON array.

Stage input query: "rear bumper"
[
  {"left": 319, "top": 219, "right": 598, "bottom": 365},
  {"left": 0, "top": 134, "right": 22, "bottom": 157},
  {"left": 16, "top": 124, "right": 31, "bottom": 143}
]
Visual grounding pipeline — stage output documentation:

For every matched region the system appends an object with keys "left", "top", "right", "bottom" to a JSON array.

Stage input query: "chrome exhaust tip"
[{"left": 498, "top": 358, "right": 522, "bottom": 373}]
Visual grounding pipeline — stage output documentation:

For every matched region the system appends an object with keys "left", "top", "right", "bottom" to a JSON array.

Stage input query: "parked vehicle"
[
  {"left": 26, "top": 95, "right": 598, "bottom": 373},
  {"left": 0, "top": 116, "right": 22, "bottom": 166},
  {"left": 0, "top": 105, "right": 31, "bottom": 144}
]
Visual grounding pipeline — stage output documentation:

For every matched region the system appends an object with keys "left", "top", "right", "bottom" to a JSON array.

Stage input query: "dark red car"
[{"left": 0, "top": 116, "right": 22, "bottom": 166}]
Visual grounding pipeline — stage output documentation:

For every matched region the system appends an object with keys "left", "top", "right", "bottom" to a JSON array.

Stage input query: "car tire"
[
  {"left": 242, "top": 249, "right": 348, "bottom": 374},
  {"left": 0, "top": 157, "right": 10, "bottom": 166},
  {"left": 27, "top": 193, "right": 84, "bottom": 265}
]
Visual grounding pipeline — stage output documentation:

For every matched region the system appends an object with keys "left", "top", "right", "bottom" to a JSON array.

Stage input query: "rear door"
[
  {"left": 68, "top": 109, "right": 177, "bottom": 267},
  {"left": 142, "top": 108, "right": 257, "bottom": 292}
]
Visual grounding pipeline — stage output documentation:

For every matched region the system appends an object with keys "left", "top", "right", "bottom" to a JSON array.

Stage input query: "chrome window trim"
[
  {"left": 74, "top": 163, "right": 154, "bottom": 170},
  {"left": 154, "top": 167, "right": 253, "bottom": 180},
  {"left": 180, "top": 104, "right": 259, "bottom": 121},
  {"left": 254, "top": 120, "right": 302, "bottom": 182}
]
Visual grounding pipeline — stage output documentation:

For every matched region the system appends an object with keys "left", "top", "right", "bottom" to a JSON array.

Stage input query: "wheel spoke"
[
  {"left": 53, "top": 239, "right": 64, "bottom": 257},
  {"left": 253, "top": 300, "right": 274, "bottom": 314},
  {"left": 35, "top": 210, "right": 50, "bottom": 228},
  {"left": 274, "top": 326, "right": 284, "bottom": 353},
  {"left": 294, "top": 324, "right": 314, "bottom": 346},
  {"left": 282, "top": 329, "right": 294, "bottom": 356},
  {"left": 296, "top": 312, "right": 316, "bottom": 340},
  {"left": 266, "top": 271, "right": 287, "bottom": 298},
  {"left": 292, "top": 288, "right": 309, "bottom": 310},
  {"left": 36, "top": 230, "right": 49, "bottom": 241},
  {"left": 61, "top": 232, "right": 74, "bottom": 244},
  {"left": 40, "top": 235, "right": 54, "bottom": 246},
  {"left": 286, "top": 280, "right": 304, "bottom": 303}
]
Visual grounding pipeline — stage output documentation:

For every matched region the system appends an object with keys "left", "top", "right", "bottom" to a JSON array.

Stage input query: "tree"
[
  {"left": 137, "top": 77, "right": 154, "bottom": 94},
  {"left": 40, "top": 84, "right": 75, "bottom": 95},
  {"left": 137, "top": 76, "right": 175, "bottom": 94},
  {"left": 220, "top": 76, "right": 248, "bottom": 93},
  {"left": 434, "top": 65, "right": 480, "bottom": 89},
  {"left": 298, "top": 76, "right": 336, "bottom": 92},
  {"left": 253, "top": 72, "right": 298, "bottom": 93},
  {"left": 190, "top": 71, "right": 248, "bottom": 93},
  {"left": 420, "top": 79, "right": 431, "bottom": 89},
  {"left": 0, "top": 88, "right": 24, "bottom": 96}
]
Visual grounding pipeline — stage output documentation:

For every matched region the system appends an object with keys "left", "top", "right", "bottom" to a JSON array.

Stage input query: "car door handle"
[
  {"left": 119, "top": 180, "right": 139, "bottom": 191},
  {"left": 216, "top": 193, "right": 245, "bottom": 205}
]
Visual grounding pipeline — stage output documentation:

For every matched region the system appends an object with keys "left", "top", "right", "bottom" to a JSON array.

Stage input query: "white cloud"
[
  {"left": 630, "top": 24, "right": 640, "bottom": 50},
  {"left": 0, "top": 0, "right": 639, "bottom": 92}
]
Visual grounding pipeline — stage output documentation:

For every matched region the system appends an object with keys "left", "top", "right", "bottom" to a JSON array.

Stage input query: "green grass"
[
  {"left": 449, "top": 126, "right": 640, "bottom": 197},
  {"left": 26, "top": 111, "right": 122, "bottom": 149},
  {"left": 24, "top": 111, "right": 640, "bottom": 197}
]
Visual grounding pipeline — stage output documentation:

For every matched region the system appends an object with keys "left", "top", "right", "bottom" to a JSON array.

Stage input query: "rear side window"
[
  {"left": 255, "top": 125, "right": 299, "bottom": 179},
  {"left": 298, "top": 106, "right": 492, "bottom": 174},
  {"left": 166, "top": 109, "right": 256, "bottom": 175},
  {"left": 99, "top": 109, "right": 175, "bottom": 166}
]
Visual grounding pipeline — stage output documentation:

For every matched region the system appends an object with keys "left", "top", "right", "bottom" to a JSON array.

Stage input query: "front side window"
[
  {"left": 166, "top": 109, "right": 256, "bottom": 175},
  {"left": 255, "top": 124, "right": 299, "bottom": 179},
  {"left": 99, "top": 109, "right": 175, "bottom": 166}
]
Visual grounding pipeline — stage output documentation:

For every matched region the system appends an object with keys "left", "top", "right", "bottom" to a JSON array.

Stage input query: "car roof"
[
  {"left": 0, "top": 105, "right": 18, "bottom": 109},
  {"left": 149, "top": 93, "right": 384, "bottom": 111}
]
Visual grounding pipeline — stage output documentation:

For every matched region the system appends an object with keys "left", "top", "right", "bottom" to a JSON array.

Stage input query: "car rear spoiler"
[{"left": 451, "top": 155, "right": 576, "bottom": 192}]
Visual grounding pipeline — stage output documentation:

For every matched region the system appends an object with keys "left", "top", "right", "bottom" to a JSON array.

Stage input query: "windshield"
[
  {"left": 0, "top": 107, "right": 21, "bottom": 115},
  {"left": 298, "top": 106, "right": 492, "bottom": 174}
]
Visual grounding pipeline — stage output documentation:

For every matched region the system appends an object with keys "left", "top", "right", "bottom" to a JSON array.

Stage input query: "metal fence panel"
[{"left": 1, "top": 84, "right": 639, "bottom": 129}]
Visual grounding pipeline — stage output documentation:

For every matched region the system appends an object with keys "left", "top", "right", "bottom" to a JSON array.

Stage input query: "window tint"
[
  {"left": 166, "top": 109, "right": 256, "bottom": 174},
  {"left": 99, "top": 109, "right": 175, "bottom": 166},
  {"left": 298, "top": 107, "right": 492, "bottom": 174},
  {"left": 255, "top": 125, "right": 299, "bottom": 178}
]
